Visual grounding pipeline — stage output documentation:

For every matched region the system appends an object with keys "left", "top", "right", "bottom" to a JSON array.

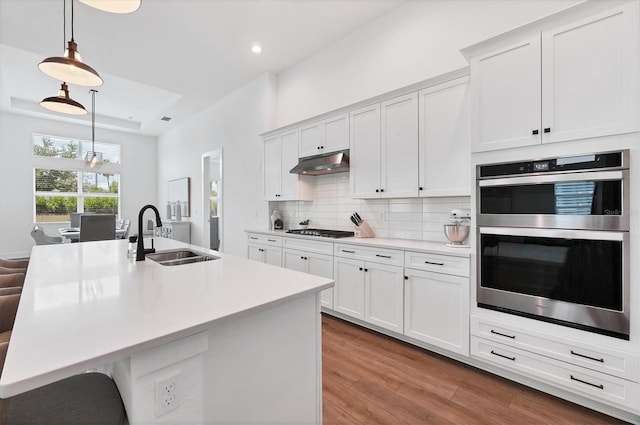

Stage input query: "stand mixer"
[{"left": 443, "top": 208, "right": 470, "bottom": 247}]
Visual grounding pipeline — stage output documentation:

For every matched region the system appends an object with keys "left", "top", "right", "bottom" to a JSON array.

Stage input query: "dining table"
[{"left": 58, "top": 227, "right": 128, "bottom": 242}]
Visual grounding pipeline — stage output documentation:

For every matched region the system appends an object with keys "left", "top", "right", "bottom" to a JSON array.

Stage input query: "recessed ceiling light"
[{"left": 251, "top": 45, "right": 262, "bottom": 54}]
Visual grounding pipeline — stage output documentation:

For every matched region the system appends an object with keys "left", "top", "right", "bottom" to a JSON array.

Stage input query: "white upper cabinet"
[
  {"left": 470, "top": 36, "right": 541, "bottom": 152},
  {"left": 350, "top": 104, "right": 382, "bottom": 198},
  {"left": 298, "top": 113, "right": 349, "bottom": 158},
  {"left": 350, "top": 93, "right": 419, "bottom": 199},
  {"left": 380, "top": 93, "right": 419, "bottom": 198},
  {"left": 541, "top": 3, "right": 639, "bottom": 144},
  {"left": 418, "top": 76, "right": 471, "bottom": 197},
  {"left": 263, "top": 130, "right": 313, "bottom": 201},
  {"left": 469, "top": 1, "right": 639, "bottom": 152}
]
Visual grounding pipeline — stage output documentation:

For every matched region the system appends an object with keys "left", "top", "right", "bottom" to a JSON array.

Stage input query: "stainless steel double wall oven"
[{"left": 476, "top": 150, "right": 630, "bottom": 339}]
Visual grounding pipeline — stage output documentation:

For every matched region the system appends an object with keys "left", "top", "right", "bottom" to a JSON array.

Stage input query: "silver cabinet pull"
[
  {"left": 267, "top": 239, "right": 277, "bottom": 242},
  {"left": 490, "top": 350, "right": 515, "bottom": 361},
  {"left": 424, "top": 260, "right": 444, "bottom": 266},
  {"left": 341, "top": 250, "right": 355, "bottom": 253},
  {"left": 570, "top": 350, "right": 604, "bottom": 363},
  {"left": 250, "top": 237, "right": 258, "bottom": 240},
  {"left": 376, "top": 254, "right": 391, "bottom": 258},
  {"left": 490, "top": 329, "right": 516, "bottom": 339},
  {"left": 570, "top": 375, "right": 604, "bottom": 390}
]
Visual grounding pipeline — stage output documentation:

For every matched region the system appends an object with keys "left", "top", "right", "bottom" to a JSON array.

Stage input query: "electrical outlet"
[{"left": 155, "top": 373, "right": 180, "bottom": 417}]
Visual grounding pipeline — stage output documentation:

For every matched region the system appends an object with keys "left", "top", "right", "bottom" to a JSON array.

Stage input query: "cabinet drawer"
[
  {"left": 404, "top": 251, "right": 469, "bottom": 277},
  {"left": 471, "top": 316, "right": 638, "bottom": 382},
  {"left": 247, "top": 233, "right": 282, "bottom": 246},
  {"left": 334, "top": 243, "right": 403, "bottom": 266},
  {"left": 283, "top": 237, "right": 333, "bottom": 255},
  {"left": 471, "top": 336, "right": 640, "bottom": 411}
]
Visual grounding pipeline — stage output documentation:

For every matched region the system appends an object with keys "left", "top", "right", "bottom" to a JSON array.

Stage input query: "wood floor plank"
[{"left": 322, "top": 314, "right": 630, "bottom": 425}]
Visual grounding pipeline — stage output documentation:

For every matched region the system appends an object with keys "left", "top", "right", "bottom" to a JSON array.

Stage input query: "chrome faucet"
[{"left": 137, "top": 204, "right": 163, "bottom": 261}]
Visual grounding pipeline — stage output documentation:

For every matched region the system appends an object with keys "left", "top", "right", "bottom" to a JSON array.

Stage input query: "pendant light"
[
  {"left": 39, "top": 0, "right": 103, "bottom": 87},
  {"left": 79, "top": 0, "right": 141, "bottom": 14},
  {"left": 86, "top": 89, "right": 103, "bottom": 168},
  {"left": 40, "top": 82, "right": 87, "bottom": 115}
]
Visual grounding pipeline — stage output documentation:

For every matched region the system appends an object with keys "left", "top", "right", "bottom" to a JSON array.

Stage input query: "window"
[{"left": 33, "top": 134, "right": 121, "bottom": 223}]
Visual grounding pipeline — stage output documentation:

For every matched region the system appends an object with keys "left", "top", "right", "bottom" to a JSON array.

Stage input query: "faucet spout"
[{"left": 136, "top": 204, "right": 163, "bottom": 261}]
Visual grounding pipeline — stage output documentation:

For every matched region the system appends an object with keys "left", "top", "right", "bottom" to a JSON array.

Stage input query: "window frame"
[{"left": 32, "top": 133, "right": 122, "bottom": 224}]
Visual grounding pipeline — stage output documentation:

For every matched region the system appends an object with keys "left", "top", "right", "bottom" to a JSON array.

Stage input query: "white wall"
[
  {"left": 0, "top": 111, "right": 157, "bottom": 258},
  {"left": 156, "top": 73, "right": 275, "bottom": 257},
  {"left": 275, "top": 0, "right": 580, "bottom": 126}
]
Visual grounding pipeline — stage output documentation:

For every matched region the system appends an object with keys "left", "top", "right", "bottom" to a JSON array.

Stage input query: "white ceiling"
[{"left": 0, "top": 0, "right": 404, "bottom": 136}]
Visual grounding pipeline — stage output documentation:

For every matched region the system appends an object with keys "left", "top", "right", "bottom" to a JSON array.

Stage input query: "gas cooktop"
[{"left": 286, "top": 228, "right": 355, "bottom": 238}]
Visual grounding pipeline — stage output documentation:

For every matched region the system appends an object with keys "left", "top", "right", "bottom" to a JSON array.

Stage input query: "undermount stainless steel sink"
[{"left": 146, "top": 249, "right": 219, "bottom": 266}]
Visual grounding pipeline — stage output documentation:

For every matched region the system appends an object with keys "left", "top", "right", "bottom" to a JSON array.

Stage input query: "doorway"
[{"left": 202, "top": 149, "right": 222, "bottom": 251}]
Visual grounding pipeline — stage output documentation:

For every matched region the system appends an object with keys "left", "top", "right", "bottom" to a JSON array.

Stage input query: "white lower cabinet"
[
  {"left": 333, "top": 249, "right": 404, "bottom": 334},
  {"left": 283, "top": 248, "right": 334, "bottom": 309},
  {"left": 471, "top": 337, "right": 640, "bottom": 412},
  {"left": 471, "top": 315, "right": 640, "bottom": 414},
  {"left": 247, "top": 233, "right": 282, "bottom": 267},
  {"left": 404, "top": 268, "right": 468, "bottom": 355}
]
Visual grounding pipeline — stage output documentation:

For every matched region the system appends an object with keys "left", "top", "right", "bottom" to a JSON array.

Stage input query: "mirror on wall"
[{"left": 168, "top": 177, "right": 191, "bottom": 218}]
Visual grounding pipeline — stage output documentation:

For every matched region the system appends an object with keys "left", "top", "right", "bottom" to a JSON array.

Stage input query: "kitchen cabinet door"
[
  {"left": 322, "top": 113, "right": 349, "bottom": 153},
  {"left": 350, "top": 104, "right": 381, "bottom": 198},
  {"left": 248, "top": 244, "right": 265, "bottom": 263},
  {"left": 298, "top": 113, "right": 349, "bottom": 158},
  {"left": 248, "top": 244, "right": 282, "bottom": 266},
  {"left": 333, "top": 257, "right": 365, "bottom": 320},
  {"left": 364, "top": 262, "right": 404, "bottom": 333},
  {"left": 284, "top": 248, "right": 334, "bottom": 309},
  {"left": 263, "top": 136, "right": 281, "bottom": 200},
  {"left": 541, "top": 2, "right": 639, "bottom": 144},
  {"left": 380, "top": 92, "right": 419, "bottom": 198},
  {"left": 470, "top": 35, "right": 541, "bottom": 152},
  {"left": 298, "top": 121, "right": 322, "bottom": 158},
  {"left": 419, "top": 76, "right": 471, "bottom": 197},
  {"left": 307, "top": 253, "right": 334, "bottom": 309},
  {"left": 264, "top": 246, "right": 282, "bottom": 267},
  {"left": 404, "top": 268, "right": 469, "bottom": 355},
  {"left": 279, "top": 129, "right": 302, "bottom": 200},
  {"left": 283, "top": 249, "right": 307, "bottom": 273}
]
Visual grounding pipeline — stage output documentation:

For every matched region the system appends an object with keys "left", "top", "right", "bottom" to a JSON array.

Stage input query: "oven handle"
[
  {"left": 479, "top": 226, "right": 626, "bottom": 242},
  {"left": 478, "top": 170, "right": 625, "bottom": 187}
]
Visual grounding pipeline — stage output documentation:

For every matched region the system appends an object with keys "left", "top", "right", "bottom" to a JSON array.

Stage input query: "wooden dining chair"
[{"left": 79, "top": 214, "right": 116, "bottom": 242}]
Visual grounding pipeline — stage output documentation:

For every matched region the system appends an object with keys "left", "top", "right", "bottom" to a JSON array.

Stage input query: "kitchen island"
[{"left": 0, "top": 238, "right": 333, "bottom": 424}]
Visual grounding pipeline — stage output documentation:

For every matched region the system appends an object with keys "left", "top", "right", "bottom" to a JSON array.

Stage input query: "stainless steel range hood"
[{"left": 289, "top": 150, "right": 349, "bottom": 175}]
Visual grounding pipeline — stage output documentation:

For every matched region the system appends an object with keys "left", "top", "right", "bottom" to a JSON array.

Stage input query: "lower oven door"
[{"left": 478, "top": 227, "right": 629, "bottom": 339}]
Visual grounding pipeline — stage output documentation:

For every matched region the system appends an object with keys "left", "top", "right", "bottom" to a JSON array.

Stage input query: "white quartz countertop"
[
  {"left": 0, "top": 238, "right": 333, "bottom": 398},
  {"left": 246, "top": 229, "right": 472, "bottom": 258}
]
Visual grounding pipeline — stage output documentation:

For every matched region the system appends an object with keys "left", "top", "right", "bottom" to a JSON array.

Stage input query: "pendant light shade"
[
  {"left": 79, "top": 0, "right": 141, "bottom": 14},
  {"left": 39, "top": 0, "right": 103, "bottom": 87},
  {"left": 39, "top": 40, "right": 103, "bottom": 87},
  {"left": 85, "top": 89, "right": 103, "bottom": 168},
  {"left": 40, "top": 82, "right": 87, "bottom": 115}
]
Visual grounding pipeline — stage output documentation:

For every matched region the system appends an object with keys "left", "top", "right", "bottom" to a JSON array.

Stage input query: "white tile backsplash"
[{"left": 269, "top": 173, "right": 470, "bottom": 242}]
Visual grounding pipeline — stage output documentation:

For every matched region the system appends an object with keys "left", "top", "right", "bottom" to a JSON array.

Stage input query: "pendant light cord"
[
  {"left": 63, "top": 0, "right": 66, "bottom": 49},
  {"left": 71, "top": 0, "right": 75, "bottom": 41},
  {"left": 91, "top": 89, "right": 97, "bottom": 151}
]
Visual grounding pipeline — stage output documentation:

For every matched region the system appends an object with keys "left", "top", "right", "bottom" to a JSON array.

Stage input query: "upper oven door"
[{"left": 477, "top": 170, "right": 629, "bottom": 231}]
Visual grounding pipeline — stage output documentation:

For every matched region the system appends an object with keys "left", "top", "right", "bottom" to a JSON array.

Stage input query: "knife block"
[{"left": 354, "top": 220, "right": 375, "bottom": 238}]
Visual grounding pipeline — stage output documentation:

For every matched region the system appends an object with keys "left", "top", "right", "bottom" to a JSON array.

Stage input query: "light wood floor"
[{"left": 321, "top": 314, "right": 629, "bottom": 425}]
